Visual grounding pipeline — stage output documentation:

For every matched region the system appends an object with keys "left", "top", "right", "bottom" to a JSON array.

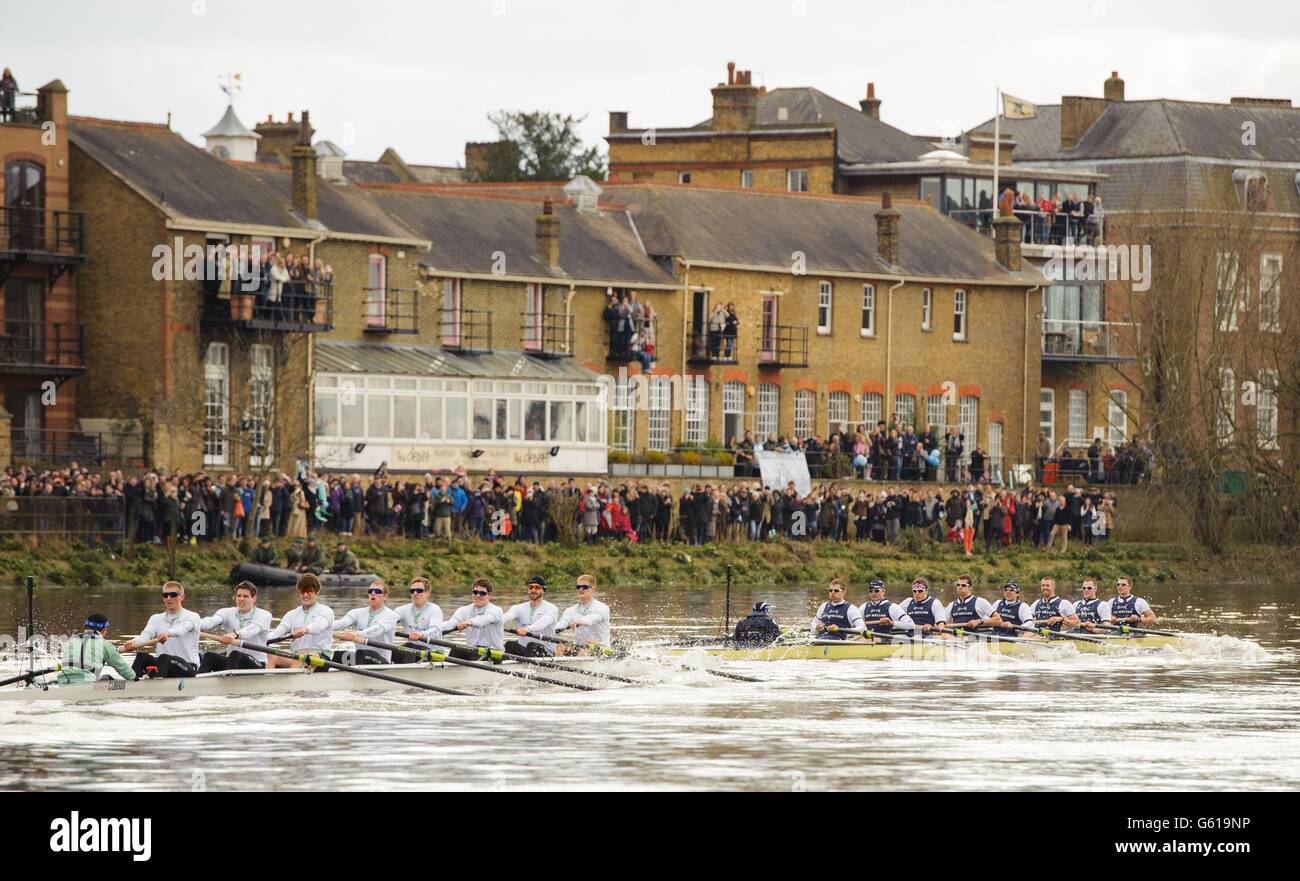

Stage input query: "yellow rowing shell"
[{"left": 673, "top": 634, "right": 1187, "bottom": 662}]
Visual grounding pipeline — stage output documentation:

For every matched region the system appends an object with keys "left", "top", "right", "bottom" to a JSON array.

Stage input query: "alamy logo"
[
  {"left": 1042, "top": 242, "right": 1151, "bottom": 292},
  {"left": 49, "top": 812, "right": 151, "bottom": 862}
]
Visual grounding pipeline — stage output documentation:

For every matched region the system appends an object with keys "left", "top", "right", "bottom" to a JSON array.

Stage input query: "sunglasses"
[
  {"left": 868, "top": 587, "right": 884, "bottom": 592},
  {"left": 410, "top": 587, "right": 427, "bottom": 594},
  {"left": 828, "top": 588, "right": 844, "bottom": 592},
  {"left": 161, "top": 592, "right": 180, "bottom": 599},
  {"left": 368, "top": 588, "right": 386, "bottom": 595},
  {"left": 471, "top": 590, "right": 490, "bottom": 597},
  {"left": 911, "top": 588, "right": 927, "bottom": 593},
  {"left": 575, "top": 585, "right": 592, "bottom": 591}
]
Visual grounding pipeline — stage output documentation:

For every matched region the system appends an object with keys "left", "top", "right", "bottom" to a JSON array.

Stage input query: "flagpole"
[{"left": 992, "top": 87, "right": 1001, "bottom": 224}]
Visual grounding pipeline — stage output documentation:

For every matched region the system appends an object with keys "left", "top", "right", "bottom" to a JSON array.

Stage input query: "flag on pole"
[{"left": 1001, "top": 94, "right": 1037, "bottom": 120}]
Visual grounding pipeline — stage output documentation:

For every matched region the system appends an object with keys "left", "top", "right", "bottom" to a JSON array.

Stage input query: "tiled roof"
[{"left": 316, "top": 339, "right": 601, "bottom": 381}]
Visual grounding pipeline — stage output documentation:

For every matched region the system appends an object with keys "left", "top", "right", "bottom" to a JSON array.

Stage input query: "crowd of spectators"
[
  {"left": 202, "top": 244, "right": 333, "bottom": 324},
  {"left": 603, "top": 291, "right": 658, "bottom": 370}
]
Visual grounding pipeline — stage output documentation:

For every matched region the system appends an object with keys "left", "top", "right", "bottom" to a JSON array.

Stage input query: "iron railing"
[
  {"left": 0, "top": 496, "right": 126, "bottom": 541},
  {"left": 0, "top": 91, "right": 42, "bottom": 126},
  {"left": 0, "top": 320, "right": 84, "bottom": 369},
  {"left": 758, "top": 324, "right": 809, "bottom": 368},
  {"left": 363, "top": 286, "right": 420, "bottom": 334},
  {"left": 441, "top": 308, "right": 493, "bottom": 353},
  {"left": 1041, "top": 318, "right": 1139, "bottom": 363},
  {"left": 522, "top": 311, "right": 574, "bottom": 358},
  {"left": 687, "top": 328, "right": 739, "bottom": 365},
  {"left": 605, "top": 314, "right": 658, "bottom": 364},
  {"left": 204, "top": 281, "right": 334, "bottom": 332},
  {"left": 948, "top": 207, "right": 1105, "bottom": 247},
  {"left": 0, "top": 207, "right": 85, "bottom": 257}
]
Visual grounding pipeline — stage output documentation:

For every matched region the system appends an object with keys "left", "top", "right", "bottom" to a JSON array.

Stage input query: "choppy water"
[{"left": 0, "top": 580, "right": 1295, "bottom": 791}]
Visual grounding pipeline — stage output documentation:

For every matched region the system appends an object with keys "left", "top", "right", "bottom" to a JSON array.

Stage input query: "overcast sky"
[{"left": 8, "top": 0, "right": 1300, "bottom": 167}]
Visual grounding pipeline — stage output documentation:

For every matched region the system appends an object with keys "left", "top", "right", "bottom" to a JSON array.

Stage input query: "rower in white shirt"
[
  {"left": 937, "top": 574, "right": 999, "bottom": 636},
  {"left": 265, "top": 573, "right": 336, "bottom": 668},
  {"left": 122, "top": 581, "right": 202, "bottom": 679},
  {"left": 856, "top": 579, "right": 915, "bottom": 639},
  {"left": 555, "top": 574, "right": 611, "bottom": 655},
  {"left": 440, "top": 578, "right": 505, "bottom": 660},
  {"left": 334, "top": 580, "right": 400, "bottom": 665},
  {"left": 198, "top": 581, "right": 274, "bottom": 673},
  {"left": 991, "top": 581, "right": 1035, "bottom": 634},
  {"left": 502, "top": 575, "right": 559, "bottom": 657},
  {"left": 1104, "top": 575, "right": 1157, "bottom": 630},
  {"left": 1027, "top": 576, "right": 1080, "bottom": 635},
  {"left": 391, "top": 576, "right": 443, "bottom": 663}
]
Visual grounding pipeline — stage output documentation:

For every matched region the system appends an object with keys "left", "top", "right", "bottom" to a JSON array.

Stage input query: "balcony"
[
  {"left": 687, "top": 329, "right": 739, "bottom": 365},
  {"left": 758, "top": 325, "right": 809, "bottom": 368},
  {"left": 9, "top": 428, "right": 131, "bottom": 466},
  {"left": 441, "top": 308, "right": 493, "bottom": 354},
  {"left": 605, "top": 314, "right": 658, "bottom": 366},
  {"left": 1041, "top": 319, "right": 1139, "bottom": 364},
  {"left": 522, "top": 312, "right": 574, "bottom": 359},
  {"left": 203, "top": 280, "right": 334, "bottom": 333},
  {"left": 948, "top": 208, "right": 1104, "bottom": 248},
  {"left": 0, "top": 320, "right": 85, "bottom": 376},
  {"left": 363, "top": 287, "right": 419, "bottom": 334},
  {"left": 0, "top": 92, "right": 42, "bottom": 127},
  {"left": 1, "top": 207, "right": 86, "bottom": 264}
]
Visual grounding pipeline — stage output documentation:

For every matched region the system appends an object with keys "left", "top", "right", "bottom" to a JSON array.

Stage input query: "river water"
[{"left": 0, "top": 579, "right": 1294, "bottom": 792}]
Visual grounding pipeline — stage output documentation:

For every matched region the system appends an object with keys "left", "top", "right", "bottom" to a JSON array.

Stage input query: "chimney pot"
[
  {"left": 860, "top": 82, "right": 883, "bottom": 119},
  {"left": 1104, "top": 71, "right": 1125, "bottom": 102},
  {"left": 727, "top": 61, "right": 736, "bottom": 84},
  {"left": 867, "top": 82, "right": 876, "bottom": 99}
]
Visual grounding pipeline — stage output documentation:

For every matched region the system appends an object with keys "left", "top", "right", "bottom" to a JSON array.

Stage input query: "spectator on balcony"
[
  {"left": 0, "top": 68, "right": 17, "bottom": 123},
  {"left": 944, "top": 428, "right": 964, "bottom": 482},
  {"left": 1085, "top": 195, "right": 1104, "bottom": 244},
  {"left": 723, "top": 303, "right": 739, "bottom": 360},
  {"left": 641, "top": 302, "right": 658, "bottom": 354},
  {"left": 969, "top": 444, "right": 986, "bottom": 484},
  {"left": 629, "top": 325, "right": 654, "bottom": 371},
  {"left": 707, "top": 303, "right": 726, "bottom": 358},
  {"left": 1036, "top": 193, "right": 1056, "bottom": 243},
  {"left": 268, "top": 254, "right": 290, "bottom": 315}
]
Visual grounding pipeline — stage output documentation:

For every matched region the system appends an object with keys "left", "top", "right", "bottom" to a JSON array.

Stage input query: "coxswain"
[
  {"left": 938, "top": 574, "right": 1000, "bottom": 635},
  {"left": 1074, "top": 578, "right": 1107, "bottom": 632},
  {"left": 1028, "top": 576, "right": 1080, "bottom": 634},
  {"left": 810, "top": 578, "right": 864, "bottom": 640},
  {"left": 334, "top": 581, "right": 400, "bottom": 665},
  {"left": 856, "top": 580, "right": 914, "bottom": 640},
  {"left": 58, "top": 613, "right": 135, "bottom": 684},
  {"left": 502, "top": 575, "right": 559, "bottom": 657},
  {"left": 122, "top": 581, "right": 202, "bottom": 679},
  {"left": 733, "top": 601, "right": 782, "bottom": 646},
  {"left": 555, "top": 574, "right": 612, "bottom": 655},
  {"left": 992, "top": 581, "right": 1034, "bottom": 634},
  {"left": 297, "top": 536, "right": 326, "bottom": 574},
  {"left": 439, "top": 578, "right": 505, "bottom": 660},
  {"left": 392, "top": 576, "right": 443, "bottom": 662},
  {"left": 1106, "top": 575, "right": 1157, "bottom": 629},
  {"left": 198, "top": 581, "right": 274, "bottom": 673},
  {"left": 903, "top": 577, "right": 947, "bottom": 634},
  {"left": 265, "top": 573, "right": 336, "bottom": 668},
  {"left": 251, "top": 535, "right": 277, "bottom": 566},
  {"left": 332, "top": 542, "right": 360, "bottom": 575}
]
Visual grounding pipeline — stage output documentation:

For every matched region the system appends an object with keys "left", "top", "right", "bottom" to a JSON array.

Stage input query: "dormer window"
[{"left": 1232, "top": 169, "right": 1273, "bottom": 211}]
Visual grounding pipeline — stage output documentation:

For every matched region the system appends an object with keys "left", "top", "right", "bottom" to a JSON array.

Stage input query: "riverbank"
[{"left": 1, "top": 534, "right": 1295, "bottom": 590}]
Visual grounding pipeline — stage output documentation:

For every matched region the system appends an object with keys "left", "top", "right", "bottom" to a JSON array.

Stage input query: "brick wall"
[{"left": 608, "top": 129, "right": 836, "bottom": 193}]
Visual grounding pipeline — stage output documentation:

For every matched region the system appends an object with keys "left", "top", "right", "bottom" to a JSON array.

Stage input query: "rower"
[
  {"left": 265, "top": 573, "right": 336, "bottom": 668},
  {"left": 198, "top": 581, "right": 274, "bottom": 673},
  {"left": 857, "top": 580, "right": 914, "bottom": 640},
  {"left": 734, "top": 601, "right": 782, "bottom": 646},
  {"left": 122, "top": 581, "right": 202, "bottom": 679},
  {"left": 556, "top": 574, "right": 612, "bottom": 655},
  {"left": 251, "top": 536, "right": 277, "bottom": 566},
  {"left": 811, "top": 578, "right": 864, "bottom": 640},
  {"left": 992, "top": 581, "right": 1034, "bottom": 634},
  {"left": 334, "top": 581, "right": 400, "bottom": 665},
  {"left": 939, "top": 574, "right": 999, "bottom": 636},
  {"left": 440, "top": 578, "right": 505, "bottom": 661},
  {"left": 1106, "top": 575, "right": 1157, "bottom": 629},
  {"left": 1029, "top": 576, "right": 1080, "bottom": 634},
  {"left": 903, "top": 578, "right": 947, "bottom": 635},
  {"left": 296, "top": 536, "right": 326, "bottom": 574},
  {"left": 502, "top": 575, "right": 559, "bottom": 657},
  {"left": 392, "top": 577, "right": 443, "bottom": 662},
  {"left": 57, "top": 613, "right": 135, "bottom": 684},
  {"left": 332, "top": 542, "right": 360, "bottom": 575},
  {"left": 1074, "top": 578, "right": 1106, "bottom": 632}
]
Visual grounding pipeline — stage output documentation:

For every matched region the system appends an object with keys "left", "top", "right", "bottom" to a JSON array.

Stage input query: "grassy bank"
[{"left": 1, "top": 534, "right": 1295, "bottom": 590}]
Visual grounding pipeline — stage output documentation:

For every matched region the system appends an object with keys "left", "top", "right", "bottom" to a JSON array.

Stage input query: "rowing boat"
[
  {"left": 230, "top": 563, "right": 380, "bottom": 589},
  {"left": 671, "top": 633, "right": 1189, "bottom": 662},
  {"left": 0, "top": 656, "right": 651, "bottom": 703}
]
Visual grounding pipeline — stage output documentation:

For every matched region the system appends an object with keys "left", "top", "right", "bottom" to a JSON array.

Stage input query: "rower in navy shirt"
[
  {"left": 938, "top": 574, "right": 999, "bottom": 635},
  {"left": 992, "top": 581, "right": 1034, "bottom": 633},
  {"left": 1104, "top": 576, "right": 1157, "bottom": 629},
  {"left": 1028, "top": 576, "right": 1079, "bottom": 633},
  {"left": 811, "top": 579, "right": 864, "bottom": 640},
  {"left": 903, "top": 578, "right": 946, "bottom": 634},
  {"left": 1074, "top": 578, "right": 1107, "bottom": 632},
  {"left": 857, "top": 579, "right": 914, "bottom": 639}
]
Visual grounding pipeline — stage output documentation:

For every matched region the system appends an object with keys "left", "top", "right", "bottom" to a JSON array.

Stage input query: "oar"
[
  {"left": 0, "top": 666, "right": 59, "bottom": 688},
  {"left": 380, "top": 634, "right": 598, "bottom": 692},
  {"left": 938, "top": 626, "right": 1051, "bottom": 646},
  {"left": 524, "top": 632, "right": 763, "bottom": 683},
  {"left": 204, "top": 633, "right": 470, "bottom": 696},
  {"left": 525, "top": 631, "right": 621, "bottom": 658},
  {"left": 1012, "top": 624, "right": 1117, "bottom": 645},
  {"left": 825, "top": 627, "right": 956, "bottom": 650},
  {"left": 396, "top": 631, "right": 639, "bottom": 685},
  {"left": 1096, "top": 623, "right": 1198, "bottom": 639}
]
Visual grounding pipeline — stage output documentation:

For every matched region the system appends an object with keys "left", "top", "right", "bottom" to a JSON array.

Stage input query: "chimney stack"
[
  {"left": 860, "top": 82, "right": 882, "bottom": 119},
  {"left": 993, "top": 214, "right": 1023, "bottom": 272},
  {"left": 875, "top": 191, "right": 901, "bottom": 267},
  {"left": 291, "top": 111, "right": 318, "bottom": 221},
  {"left": 1104, "top": 70, "right": 1125, "bottom": 102},
  {"left": 609, "top": 111, "right": 629, "bottom": 133},
  {"left": 1060, "top": 96, "right": 1109, "bottom": 150},
  {"left": 711, "top": 61, "right": 760, "bottom": 131},
  {"left": 536, "top": 199, "right": 560, "bottom": 268}
]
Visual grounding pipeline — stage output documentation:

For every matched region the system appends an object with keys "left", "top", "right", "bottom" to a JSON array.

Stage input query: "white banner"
[{"left": 755, "top": 450, "right": 812, "bottom": 496}]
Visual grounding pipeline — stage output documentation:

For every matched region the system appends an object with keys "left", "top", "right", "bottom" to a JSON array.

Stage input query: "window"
[
  {"left": 1108, "top": 390, "right": 1128, "bottom": 446},
  {"left": 524, "top": 399, "right": 546, "bottom": 441},
  {"left": 1068, "top": 389, "right": 1087, "bottom": 444},
  {"left": 1039, "top": 388, "right": 1055, "bottom": 452},
  {"left": 646, "top": 377, "right": 671, "bottom": 451},
  {"left": 927, "top": 394, "right": 947, "bottom": 433},
  {"left": 756, "top": 383, "right": 779, "bottom": 438},
  {"left": 611, "top": 375, "right": 635, "bottom": 452},
  {"left": 788, "top": 169, "right": 809, "bottom": 192},
  {"left": 958, "top": 396, "right": 979, "bottom": 459},
  {"left": 860, "top": 392, "right": 882, "bottom": 427},
  {"left": 1216, "top": 251, "right": 1241, "bottom": 332},
  {"left": 793, "top": 390, "right": 815, "bottom": 439},
  {"left": 203, "top": 343, "right": 229, "bottom": 466},
  {"left": 1259, "top": 369, "right": 1279, "bottom": 450},
  {"left": 441, "top": 279, "right": 462, "bottom": 346},
  {"left": 1260, "top": 254, "right": 1282, "bottom": 332},
  {"left": 817, "top": 281, "right": 833, "bottom": 334},
  {"left": 921, "top": 288, "right": 932, "bottom": 331},
  {"left": 445, "top": 397, "right": 468, "bottom": 439},
  {"left": 723, "top": 381, "right": 745, "bottom": 444},
  {"left": 366, "top": 255, "right": 386, "bottom": 327},
  {"left": 523, "top": 283, "right": 543, "bottom": 351},
  {"left": 953, "top": 289, "right": 968, "bottom": 340},
  {"left": 1216, "top": 370, "right": 1234, "bottom": 444},
  {"left": 368, "top": 394, "right": 391, "bottom": 439},
  {"left": 893, "top": 394, "right": 916, "bottom": 431},
  {"left": 861, "top": 284, "right": 875, "bottom": 337},
  {"left": 827, "top": 391, "right": 849, "bottom": 436},
  {"left": 740, "top": 170, "right": 754, "bottom": 188},
  {"left": 988, "top": 421, "right": 1003, "bottom": 482},
  {"left": 761, "top": 294, "right": 779, "bottom": 358},
  {"left": 685, "top": 376, "right": 709, "bottom": 445},
  {"left": 678, "top": 172, "right": 692, "bottom": 185},
  {"left": 549, "top": 401, "right": 573, "bottom": 442},
  {"left": 249, "top": 344, "right": 274, "bottom": 466}
]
